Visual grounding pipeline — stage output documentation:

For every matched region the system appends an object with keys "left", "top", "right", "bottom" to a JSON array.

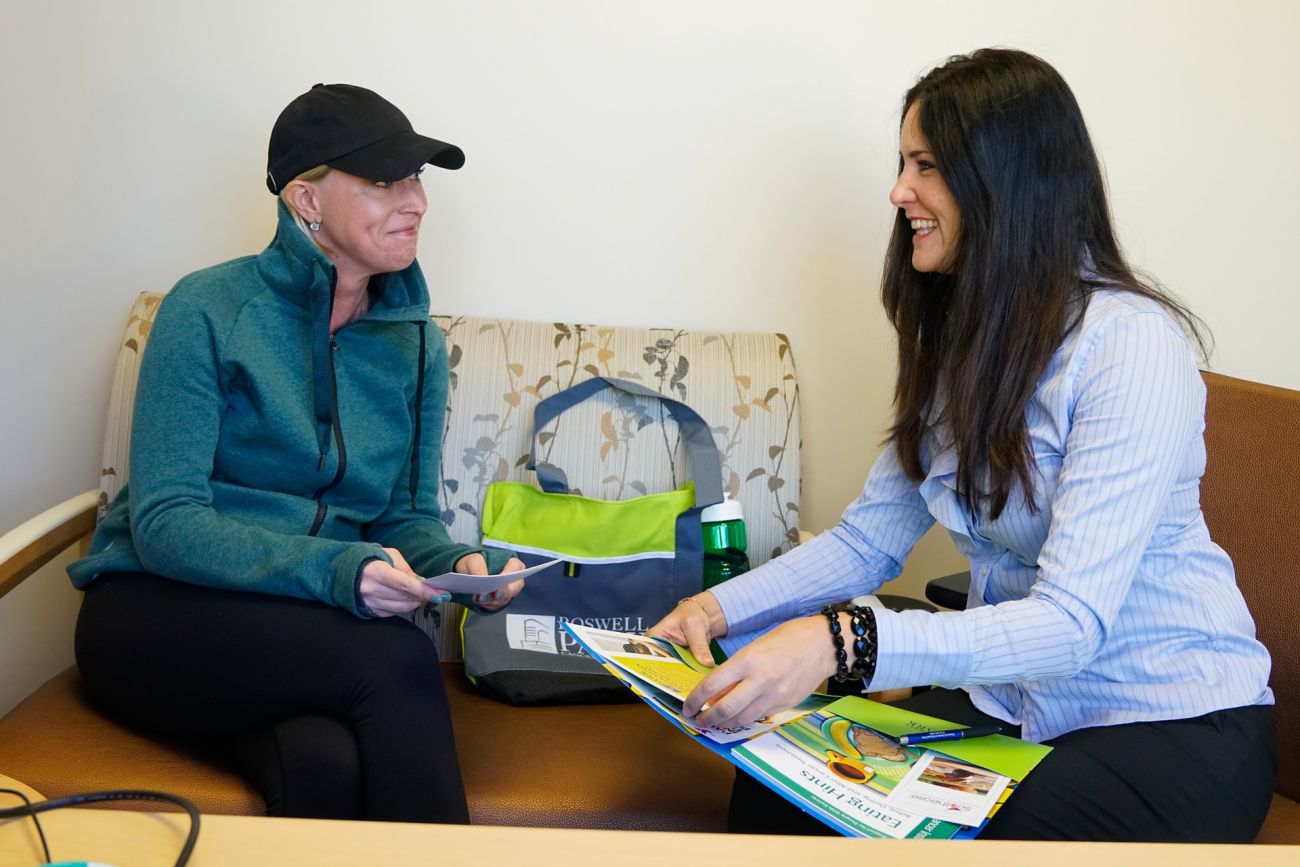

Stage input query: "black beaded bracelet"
[
  {"left": 820, "top": 605, "right": 852, "bottom": 682},
  {"left": 848, "top": 605, "right": 879, "bottom": 685}
]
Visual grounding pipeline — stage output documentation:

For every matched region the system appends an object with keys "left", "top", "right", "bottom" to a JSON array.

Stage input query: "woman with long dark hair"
[{"left": 651, "top": 49, "right": 1275, "bottom": 841}]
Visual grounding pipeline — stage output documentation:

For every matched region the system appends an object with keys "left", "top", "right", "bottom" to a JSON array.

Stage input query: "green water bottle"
[{"left": 701, "top": 495, "right": 750, "bottom": 589}]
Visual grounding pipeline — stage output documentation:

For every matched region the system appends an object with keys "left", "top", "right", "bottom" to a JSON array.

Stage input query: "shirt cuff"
[{"left": 867, "top": 607, "right": 973, "bottom": 692}]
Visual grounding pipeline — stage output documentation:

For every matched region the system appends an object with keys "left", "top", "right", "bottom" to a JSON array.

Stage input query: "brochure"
[
  {"left": 419, "top": 558, "right": 561, "bottom": 594},
  {"left": 567, "top": 624, "right": 833, "bottom": 744},
  {"left": 562, "top": 623, "right": 1052, "bottom": 839}
]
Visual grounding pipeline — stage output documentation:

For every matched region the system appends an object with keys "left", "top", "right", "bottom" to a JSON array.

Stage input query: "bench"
[{"left": 0, "top": 294, "right": 804, "bottom": 830}]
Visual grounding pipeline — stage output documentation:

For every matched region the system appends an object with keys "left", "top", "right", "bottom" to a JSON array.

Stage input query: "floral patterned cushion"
[
  {"left": 97, "top": 292, "right": 163, "bottom": 521},
  {"left": 99, "top": 295, "right": 802, "bottom": 662}
]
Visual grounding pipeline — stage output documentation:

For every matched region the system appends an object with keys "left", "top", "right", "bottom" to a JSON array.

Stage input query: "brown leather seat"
[
  {"left": 0, "top": 667, "right": 261, "bottom": 815},
  {"left": 1201, "top": 372, "right": 1300, "bottom": 844},
  {"left": 1258, "top": 795, "right": 1300, "bottom": 844},
  {"left": 0, "top": 662, "right": 734, "bottom": 830},
  {"left": 443, "top": 665, "right": 732, "bottom": 830}
]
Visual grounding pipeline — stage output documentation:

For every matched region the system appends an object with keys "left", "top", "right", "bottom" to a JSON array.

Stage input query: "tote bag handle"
[{"left": 525, "top": 376, "right": 724, "bottom": 508}]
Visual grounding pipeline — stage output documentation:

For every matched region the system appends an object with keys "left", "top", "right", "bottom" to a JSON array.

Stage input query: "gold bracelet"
[{"left": 678, "top": 596, "right": 713, "bottom": 639}]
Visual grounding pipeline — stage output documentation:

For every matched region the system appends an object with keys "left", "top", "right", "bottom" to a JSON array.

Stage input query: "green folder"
[{"left": 825, "top": 695, "right": 1051, "bottom": 781}]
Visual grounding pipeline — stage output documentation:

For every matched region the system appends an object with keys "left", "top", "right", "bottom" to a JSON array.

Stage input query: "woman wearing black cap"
[{"left": 68, "top": 83, "right": 524, "bottom": 822}]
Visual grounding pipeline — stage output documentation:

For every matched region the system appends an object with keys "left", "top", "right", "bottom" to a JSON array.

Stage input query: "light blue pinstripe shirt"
[{"left": 714, "top": 291, "right": 1273, "bottom": 743}]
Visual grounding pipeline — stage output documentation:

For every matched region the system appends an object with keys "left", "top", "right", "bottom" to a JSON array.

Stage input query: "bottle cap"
[{"left": 701, "top": 493, "right": 743, "bottom": 523}]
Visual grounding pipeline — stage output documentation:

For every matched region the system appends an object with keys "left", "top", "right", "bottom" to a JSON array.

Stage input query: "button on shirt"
[{"left": 712, "top": 291, "right": 1273, "bottom": 743}]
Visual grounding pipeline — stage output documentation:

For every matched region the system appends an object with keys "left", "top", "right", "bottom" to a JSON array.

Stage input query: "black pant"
[
  {"left": 75, "top": 571, "right": 468, "bottom": 823},
  {"left": 729, "top": 687, "right": 1276, "bottom": 841}
]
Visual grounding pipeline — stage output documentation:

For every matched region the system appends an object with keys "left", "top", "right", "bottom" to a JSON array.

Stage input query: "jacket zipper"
[{"left": 308, "top": 337, "right": 349, "bottom": 536}]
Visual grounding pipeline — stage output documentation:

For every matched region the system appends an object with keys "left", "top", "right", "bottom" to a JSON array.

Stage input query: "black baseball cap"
[{"left": 265, "top": 83, "right": 464, "bottom": 194}]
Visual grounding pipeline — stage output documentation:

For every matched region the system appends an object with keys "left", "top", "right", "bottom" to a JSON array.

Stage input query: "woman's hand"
[
  {"left": 358, "top": 547, "right": 441, "bottom": 617},
  {"left": 681, "top": 614, "right": 838, "bottom": 729},
  {"left": 455, "top": 553, "right": 526, "bottom": 610},
  {"left": 646, "top": 593, "right": 728, "bottom": 667}
]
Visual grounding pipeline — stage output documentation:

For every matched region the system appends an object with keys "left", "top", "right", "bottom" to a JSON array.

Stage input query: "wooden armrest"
[{"left": 0, "top": 491, "right": 99, "bottom": 601}]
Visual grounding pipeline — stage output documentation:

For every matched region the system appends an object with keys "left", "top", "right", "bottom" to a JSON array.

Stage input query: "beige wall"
[
  {"left": 3, "top": 2, "right": 1298, "bottom": 635},
  {"left": 0, "top": 552, "right": 83, "bottom": 714}
]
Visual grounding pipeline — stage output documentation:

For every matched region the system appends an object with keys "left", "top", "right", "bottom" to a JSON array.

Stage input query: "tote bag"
[{"left": 461, "top": 377, "right": 723, "bottom": 705}]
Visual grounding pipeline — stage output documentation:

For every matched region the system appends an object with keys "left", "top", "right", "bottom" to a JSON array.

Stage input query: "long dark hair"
[{"left": 881, "top": 48, "right": 1206, "bottom": 519}]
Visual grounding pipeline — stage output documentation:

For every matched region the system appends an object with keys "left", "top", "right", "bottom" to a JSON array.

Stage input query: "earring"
[{"left": 308, "top": 220, "right": 321, "bottom": 231}]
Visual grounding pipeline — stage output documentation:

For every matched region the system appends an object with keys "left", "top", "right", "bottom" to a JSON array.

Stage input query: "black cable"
[
  {"left": 0, "top": 788, "right": 200, "bottom": 867},
  {"left": 0, "top": 787, "right": 52, "bottom": 863}
]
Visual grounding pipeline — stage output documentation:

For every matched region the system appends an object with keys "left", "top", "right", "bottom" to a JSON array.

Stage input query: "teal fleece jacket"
[{"left": 69, "top": 202, "right": 508, "bottom": 616}]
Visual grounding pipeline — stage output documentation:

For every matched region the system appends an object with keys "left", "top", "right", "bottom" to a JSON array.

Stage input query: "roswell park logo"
[{"left": 505, "top": 614, "right": 648, "bottom": 656}]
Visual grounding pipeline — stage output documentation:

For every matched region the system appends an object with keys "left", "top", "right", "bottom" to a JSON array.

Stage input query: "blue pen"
[{"left": 896, "top": 725, "right": 1004, "bottom": 745}]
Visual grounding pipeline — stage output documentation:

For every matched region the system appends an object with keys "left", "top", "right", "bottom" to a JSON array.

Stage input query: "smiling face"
[
  {"left": 889, "top": 102, "right": 961, "bottom": 274},
  {"left": 308, "top": 168, "right": 429, "bottom": 280}
]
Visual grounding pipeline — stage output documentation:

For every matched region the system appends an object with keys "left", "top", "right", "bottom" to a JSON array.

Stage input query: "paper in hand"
[{"left": 420, "top": 558, "right": 560, "bottom": 593}]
